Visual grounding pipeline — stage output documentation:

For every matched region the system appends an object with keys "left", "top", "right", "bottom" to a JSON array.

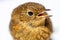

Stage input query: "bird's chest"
[{"left": 11, "top": 22, "right": 51, "bottom": 40}]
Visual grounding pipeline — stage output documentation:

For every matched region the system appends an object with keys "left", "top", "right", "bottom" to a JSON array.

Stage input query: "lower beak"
[
  {"left": 44, "top": 15, "right": 52, "bottom": 18},
  {"left": 38, "top": 13, "right": 52, "bottom": 18}
]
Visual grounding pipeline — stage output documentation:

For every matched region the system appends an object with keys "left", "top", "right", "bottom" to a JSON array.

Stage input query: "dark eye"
[{"left": 28, "top": 12, "right": 33, "bottom": 16}]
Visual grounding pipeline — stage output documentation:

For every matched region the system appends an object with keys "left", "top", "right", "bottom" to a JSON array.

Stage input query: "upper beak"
[{"left": 45, "top": 9, "right": 51, "bottom": 11}]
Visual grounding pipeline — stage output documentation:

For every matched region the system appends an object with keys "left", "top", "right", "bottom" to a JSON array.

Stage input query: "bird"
[{"left": 9, "top": 2, "right": 53, "bottom": 40}]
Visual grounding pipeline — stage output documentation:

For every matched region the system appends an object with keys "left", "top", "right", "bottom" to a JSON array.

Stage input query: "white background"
[{"left": 0, "top": 0, "right": 60, "bottom": 40}]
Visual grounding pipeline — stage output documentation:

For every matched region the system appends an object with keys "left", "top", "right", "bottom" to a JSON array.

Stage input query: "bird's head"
[{"left": 11, "top": 2, "right": 52, "bottom": 32}]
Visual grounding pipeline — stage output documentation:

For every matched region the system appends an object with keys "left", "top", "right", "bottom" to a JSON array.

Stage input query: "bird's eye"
[{"left": 28, "top": 12, "right": 33, "bottom": 16}]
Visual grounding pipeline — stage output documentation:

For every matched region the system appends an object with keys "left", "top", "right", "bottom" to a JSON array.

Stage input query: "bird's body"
[{"left": 9, "top": 2, "right": 53, "bottom": 40}]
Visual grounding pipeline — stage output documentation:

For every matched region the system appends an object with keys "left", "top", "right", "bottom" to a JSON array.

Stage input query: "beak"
[
  {"left": 45, "top": 9, "right": 51, "bottom": 11},
  {"left": 44, "top": 15, "right": 52, "bottom": 18},
  {"left": 39, "top": 15, "right": 52, "bottom": 18},
  {"left": 38, "top": 9, "right": 51, "bottom": 15},
  {"left": 37, "top": 9, "right": 52, "bottom": 19}
]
